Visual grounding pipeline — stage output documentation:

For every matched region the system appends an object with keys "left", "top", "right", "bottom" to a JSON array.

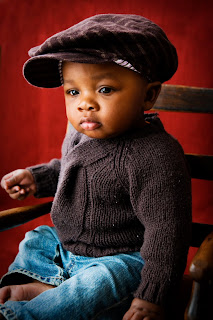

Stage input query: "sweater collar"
[{"left": 63, "top": 114, "right": 164, "bottom": 165}]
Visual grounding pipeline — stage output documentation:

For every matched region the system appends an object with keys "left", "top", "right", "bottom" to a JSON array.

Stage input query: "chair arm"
[
  {"left": 189, "top": 231, "right": 213, "bottom": 282},
  {"left": 0, "top": 201, "right": 52, "bottom": 232}
]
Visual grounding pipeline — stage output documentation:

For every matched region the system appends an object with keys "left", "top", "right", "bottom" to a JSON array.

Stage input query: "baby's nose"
[{"left": 77, "top": 97, "right": 99, "bottom": 111}]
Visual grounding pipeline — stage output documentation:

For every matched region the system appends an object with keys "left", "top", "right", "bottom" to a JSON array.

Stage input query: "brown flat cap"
[{"left": 23, "top": 14, "right": 178, "bottom": 88}]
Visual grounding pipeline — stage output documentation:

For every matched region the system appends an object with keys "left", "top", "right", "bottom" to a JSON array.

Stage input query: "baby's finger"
[
  {"left": 123, "top": 310, "right": 135, "bottom": 320},
  {"left": 1, "top": 172, "right": 15, "bottom": 188},
  {"left": 3, "top": 170, "right": 26, "bottom": 190},
  {"left": 6, "top": 186, "right": 21, "bottom": 195},
  {"left": 4, "top": 175, "right": 19, "bottom": 189},
  {"left": 19, "top": 188, "right": 29, "bottom": 197},
  {"left": 17, "top": 188, "right": 29, "bottom": 200},
  {"left": 9, "top": 190, "right": 25, "bottom": 200},
  {"left": 0, "top": 286, "right": 11, "bottom": 304},
  {"left": 17, "top": 193, "right": 27, "bottom": 201},
  {"left": 1, "top": 177, "right": 9, "bottom": 189}
]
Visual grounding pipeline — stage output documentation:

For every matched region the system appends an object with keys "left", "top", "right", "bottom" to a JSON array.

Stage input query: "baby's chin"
[{"left": 73, "top": 125, "right": 112, "bottom": 139}]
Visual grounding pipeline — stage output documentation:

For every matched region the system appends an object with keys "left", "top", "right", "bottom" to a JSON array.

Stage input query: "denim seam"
[
  {"left": 0, "top": 304, "right": 18, "bottom": 320},
  {"left": 66, "top": 255, "right": 76, "bottom": 276},
  {"left": 1, "top": 269, "right": 66, "bottom": 287}
]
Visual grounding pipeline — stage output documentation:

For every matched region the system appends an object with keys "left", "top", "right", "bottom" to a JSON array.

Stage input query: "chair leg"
[{"left": 185, "top": 280, "right": 213, "bottom": 320}]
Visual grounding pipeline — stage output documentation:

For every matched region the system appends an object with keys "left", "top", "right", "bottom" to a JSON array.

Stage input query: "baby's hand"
[
  {"left": 123, "top": 298, "right": 164, "bottom": 320},
  {"left": 1, "top": 169, "right": 36, "bottom": 200}
]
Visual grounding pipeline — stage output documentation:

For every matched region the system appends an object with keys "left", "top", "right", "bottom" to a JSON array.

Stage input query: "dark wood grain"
[
  {"left": 0, "top": 201, "right": 52, "bottom": 231},
  {"left": 154, "top": 84, "right": 213, "bottom": 113}
]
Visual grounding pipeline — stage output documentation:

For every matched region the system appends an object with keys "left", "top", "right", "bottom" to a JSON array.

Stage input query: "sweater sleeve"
[
  {"left": 27, "top": 158, "right": 61, "bottom": 198},
  {"left": 128, "top": 135, "right": 192, "bottom": 306}
]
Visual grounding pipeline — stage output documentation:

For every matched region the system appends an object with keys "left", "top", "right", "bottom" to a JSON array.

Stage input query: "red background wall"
[{"left": 0, "top": 0, "right": 212, "bottom": 277}]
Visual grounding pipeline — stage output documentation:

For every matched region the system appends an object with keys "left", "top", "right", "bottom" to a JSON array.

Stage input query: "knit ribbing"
[{"left": 27, "top": 158, "right": 61, "bottom": 198}]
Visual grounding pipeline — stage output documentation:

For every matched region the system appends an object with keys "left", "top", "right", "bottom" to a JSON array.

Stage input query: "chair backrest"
[{"left": 153, "top": 84, "right": 213, "bottom": 247}]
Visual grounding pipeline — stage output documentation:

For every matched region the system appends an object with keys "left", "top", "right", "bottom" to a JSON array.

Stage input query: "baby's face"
[{"left": 63, "top": 62, "right": 148, "bottom": 139}]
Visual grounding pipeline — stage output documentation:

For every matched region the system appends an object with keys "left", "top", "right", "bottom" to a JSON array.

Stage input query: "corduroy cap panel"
[
  {"left": 23, "top": 52, "right": 109, "bottom": 88},
  {"left": 23, "top": 14, "right": 178, "bottom": 88}
]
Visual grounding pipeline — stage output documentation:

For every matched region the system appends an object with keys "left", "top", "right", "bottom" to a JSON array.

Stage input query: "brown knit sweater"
[{"left": 28, "top": 114, "right": 192, "bottom": 306}]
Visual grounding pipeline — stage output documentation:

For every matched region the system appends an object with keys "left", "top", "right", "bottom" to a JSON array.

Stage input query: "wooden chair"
[{"left": 0, "top": 84, "right": 213, "bottom": 320}]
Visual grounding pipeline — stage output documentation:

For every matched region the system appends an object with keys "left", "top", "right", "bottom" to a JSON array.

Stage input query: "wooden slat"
[
  {"left": 189, "top": 230, "right": 213, "bottom": 280},
  {"left": 0, "top": 201, "right": 52, "bottom": 231},
  {"left": 154, "top": 84, "right": 213, "bottom": 113},
  {"left": 185, "top": 154, "right": 213, "bottom": 180}
]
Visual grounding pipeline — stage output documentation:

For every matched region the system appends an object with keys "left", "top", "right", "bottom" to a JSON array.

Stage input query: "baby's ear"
[{"left": 144, "top": 82, "right": 161, "bottom": 111}]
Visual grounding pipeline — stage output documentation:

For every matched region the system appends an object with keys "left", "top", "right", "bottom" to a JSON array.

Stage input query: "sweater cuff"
[
  {"left": 133, "top": 279, "right": 175, "bottom": 306},
  {"left": 27, "top": 165, "right": 56, "bottom": 198}
]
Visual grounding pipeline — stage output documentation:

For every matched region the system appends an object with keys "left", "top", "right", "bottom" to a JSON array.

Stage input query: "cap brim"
[{"left": 23, "top": 52, "right": 109, "bottom": 88}]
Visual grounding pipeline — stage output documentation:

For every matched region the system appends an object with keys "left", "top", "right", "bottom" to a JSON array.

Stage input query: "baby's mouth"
[{"left": 80, "top": 117, "right": 101, "bottom": 131}]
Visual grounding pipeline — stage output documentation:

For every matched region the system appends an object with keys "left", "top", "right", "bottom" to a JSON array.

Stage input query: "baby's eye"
[
  {"left": 99, "top": 87, "right": 113, "bottom": 94},
  {"left": 67, "top": 89, "right": 79, "bottom": 96}
]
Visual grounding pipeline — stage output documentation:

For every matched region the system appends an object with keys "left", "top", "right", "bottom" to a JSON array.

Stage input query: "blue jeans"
[{"left": 0, "top": 226, "right": 144, "bottom": 320}]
